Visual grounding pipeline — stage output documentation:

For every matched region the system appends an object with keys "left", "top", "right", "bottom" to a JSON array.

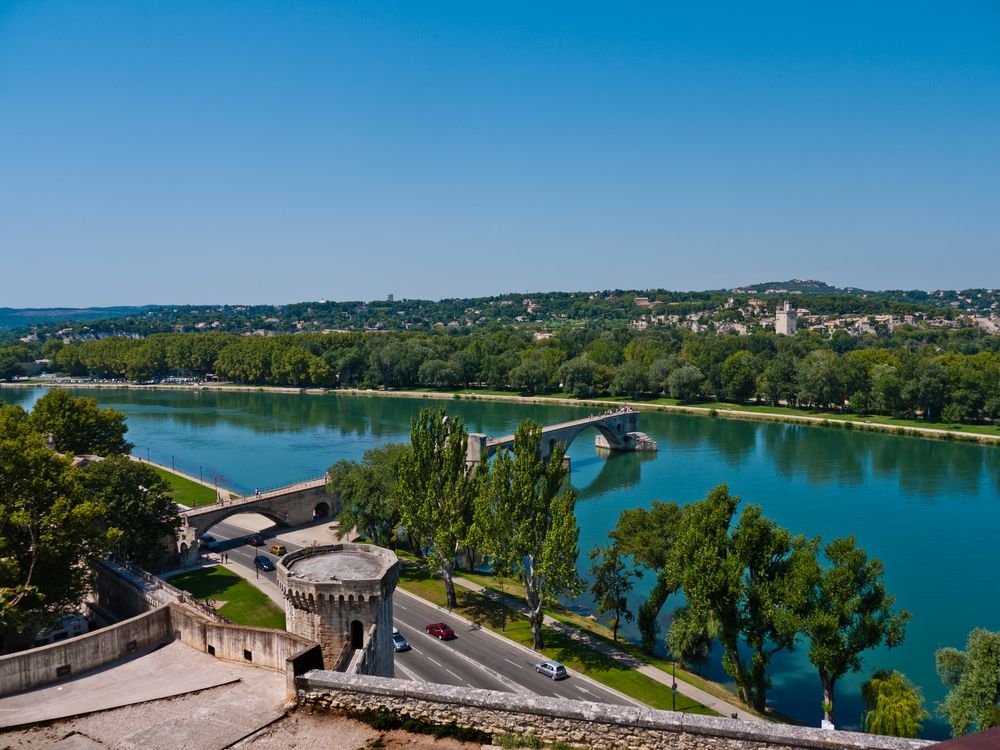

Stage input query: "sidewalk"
[{"left": 450, "top": 573, "right": 761, "bottom": 722}]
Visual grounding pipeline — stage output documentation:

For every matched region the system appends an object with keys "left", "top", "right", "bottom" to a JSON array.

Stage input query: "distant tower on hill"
[{"left": 775, "top": 301, "right": 798, "bottom": 336}]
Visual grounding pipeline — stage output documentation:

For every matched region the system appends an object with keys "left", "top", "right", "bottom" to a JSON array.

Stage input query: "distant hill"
[
  {"left": 0, "top": 306, "right": 156, "bottom": 330},
  {"left": 730, "top": 279, "right": 865, "bottom": 295}
]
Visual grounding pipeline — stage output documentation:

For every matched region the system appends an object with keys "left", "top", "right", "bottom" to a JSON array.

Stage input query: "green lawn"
[
  {"left": 396, "top": 564, "right": 713, "bottom": 715},
  {"left": 168, "top": 566, "right": 286, "bottom": 629},
  {"left": 149, "top": 464, "right": 227, "bottom": 507},
  {"left": 389, "top": 387, "right": 1000, "bottom": 440}
]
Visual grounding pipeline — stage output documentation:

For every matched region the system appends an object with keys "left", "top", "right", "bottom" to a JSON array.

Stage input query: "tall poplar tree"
[
  {"left": 475, "top": 420, "right": 582, "bottom": 650},
  {"left": 396, "top": 408, "right": 475, "bottom": 610}
]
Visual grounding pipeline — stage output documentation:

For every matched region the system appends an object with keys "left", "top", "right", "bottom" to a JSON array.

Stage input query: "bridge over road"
[
  {"left": 467, "top": 407, "right": 657, "bottom": 463},
  {"left": 180, "top": 478, "right": 334, "bottom": 560}
]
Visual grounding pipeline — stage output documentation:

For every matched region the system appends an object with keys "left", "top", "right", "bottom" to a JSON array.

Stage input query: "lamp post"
[{"left": 671, "top": 657, "right": 677, "bottom": 711}]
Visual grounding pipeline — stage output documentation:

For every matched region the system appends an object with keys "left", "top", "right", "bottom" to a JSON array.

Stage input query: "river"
[{"left": 3, "top": 386, "right": 997, "bottom": 738}]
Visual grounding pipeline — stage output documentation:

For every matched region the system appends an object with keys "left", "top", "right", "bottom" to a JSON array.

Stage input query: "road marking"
[
  {"left": 503, "top": 658, "right": 524, "bottom": 669},
  {"left": 575, "top": 686, "right": 594, "bottom": 696},
  {"left": 393, "top": 661, "right": 424, "bottom": 682},
  {"left": 427, "top": 657, "right": 442, "bottom": 667},
  {"left": 446, "top": 669, "right": 463, "bottom": 681}
]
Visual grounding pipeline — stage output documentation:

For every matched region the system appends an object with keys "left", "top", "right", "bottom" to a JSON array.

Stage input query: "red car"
[{"left": 425, "top": 622, "right": 456, "bottom": 640}]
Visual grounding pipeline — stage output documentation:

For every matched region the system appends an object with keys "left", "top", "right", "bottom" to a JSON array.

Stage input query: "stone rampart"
[
  {"left": 167, "top": 604, "right": 322, "bottom": 697},
  {"left": 0, "top": 608, "right": 173, "bottom": 698},
  {"left": 296, "top": 672, "right": 933, "bottom": 750}
]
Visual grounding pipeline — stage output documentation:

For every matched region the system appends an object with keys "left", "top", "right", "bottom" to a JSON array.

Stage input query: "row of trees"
[
  {"left": 581, "top": 489, "right": 1000, "bottom": 738},
  {"left": 0, "top": 393, "right": 180, "bottom": 639},
  {"left": 330, "top": 411, "right": 928, "bottom": 732},
  {"left": 599, "top": 486, "right": 909, "bottom": 725},
  {"left": 334, "top": 426, "right": 999, "bottom": 738},
  {"left": 328, "top": 409, "right": 582, "bottom": 651},
  {"left": 30, "top": 324, "right": 1000, "bottom": 425}
]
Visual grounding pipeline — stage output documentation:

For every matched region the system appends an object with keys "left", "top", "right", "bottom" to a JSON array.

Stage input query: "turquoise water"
[{"left": 4, "top": 386, "right": 997, "bottom": 737}]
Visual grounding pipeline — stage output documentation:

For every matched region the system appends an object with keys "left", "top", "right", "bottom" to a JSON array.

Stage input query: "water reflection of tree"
[
  {"left": 869, "top": 434, "right": 983, "bottom": 498},
  {"left": 644, "top": 412, "right": 758, "bottom": 469},
  {"left": 761, "top": 423, "right": 867, "bottom": 486},
  {"left": 758, "top": 418, "right": 988, "bottom": 499},
  {"left": 69, "top": 388, "right": 600, "bottom": 442}
]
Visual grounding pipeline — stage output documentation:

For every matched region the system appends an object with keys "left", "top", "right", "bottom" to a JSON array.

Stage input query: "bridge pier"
[{"left": 467, "top": 408, "right": 656, "bottom": 465}]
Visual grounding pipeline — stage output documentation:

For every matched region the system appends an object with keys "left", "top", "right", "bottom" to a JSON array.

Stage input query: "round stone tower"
[{"left": 277, "top": 543, "right": 399, "bottom": 677}]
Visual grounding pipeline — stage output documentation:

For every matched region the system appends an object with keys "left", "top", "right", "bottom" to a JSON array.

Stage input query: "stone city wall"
[
  {"left": 297, "top": 672, "right": 933, "bottom": 750},
  {"left": 168, "top": 604, "right": 322, "bottom": 697},
  {"left": 0, "top": 603, "right": 323, "bottom": 700},
  {"left": 0, "top": 608, "right": 173, "bottom": 698}
]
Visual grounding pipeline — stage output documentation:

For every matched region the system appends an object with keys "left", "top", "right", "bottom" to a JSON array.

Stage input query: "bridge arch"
[
  {"left": 543, "top": 421, "right": 625, "bottom": 458},
  {"left": 313, "top": 500, "right": 332, "bottom": 520},
  {"left": 193, "top": 507, "right": 290, "bottom": 536}
]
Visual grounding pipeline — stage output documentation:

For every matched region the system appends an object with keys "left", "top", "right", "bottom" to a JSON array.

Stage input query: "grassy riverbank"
[
  {"left": 6, "top": 379, "right": 996, "bottom": 445},
  {"left": 148, "top": 464, "right": 222, "bottom": 507},
  {"left": 391, "top": 386, "right": 1000, "bottom": 444}
]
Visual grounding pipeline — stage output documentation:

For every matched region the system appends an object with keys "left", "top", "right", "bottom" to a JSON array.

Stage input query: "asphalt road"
[{"left": 204, "top": 519, "right": 633, "bottom": 706}]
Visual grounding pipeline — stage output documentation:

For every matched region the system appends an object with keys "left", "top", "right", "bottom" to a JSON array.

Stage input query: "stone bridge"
[
  {"left": 467, "top": 407, "right": 656, "bottom": 463},
  {"left": 180, "top": 478, "right": 334, "bottom": 553}
]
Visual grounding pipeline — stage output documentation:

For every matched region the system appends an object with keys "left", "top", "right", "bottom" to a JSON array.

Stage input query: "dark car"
[
  {"left": 247, "top": 533, "right": 265, "bottom": 546},
  {"left": 200, "top": 534, "right": 218, "bottom": 548},
  {"left": 392, "top": 631, "right": 411, "bottom": 652},
  {"left": 425, "top": 622, "right": 456, "bottom": 640},
  {"left": 535, "top": 660, "right": 568, "bottom": 680},
  {"left": 253, "top": 555, "right": 275, "bottom": 571}
]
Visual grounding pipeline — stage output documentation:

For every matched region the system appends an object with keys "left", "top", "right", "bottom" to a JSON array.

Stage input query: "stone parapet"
[{"left": 296, "top": 671, "right": 933, "bottom": 750}]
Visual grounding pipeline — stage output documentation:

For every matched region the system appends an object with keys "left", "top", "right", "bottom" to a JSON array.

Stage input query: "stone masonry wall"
[
  {"left": 0, "top": 608, "right": 173, "bottom": 698},
  {"left": 297, "top": 672, "right": 933, "bottom": 750}
]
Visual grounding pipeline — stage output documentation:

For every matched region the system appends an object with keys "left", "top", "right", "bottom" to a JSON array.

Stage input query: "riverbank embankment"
[{"left": 4, "top": 380, "right": 999, "bottom": 447}]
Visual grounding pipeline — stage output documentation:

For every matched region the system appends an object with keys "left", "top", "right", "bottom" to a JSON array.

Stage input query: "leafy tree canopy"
[{"left": 29, "top": 390, "right": 132, "bottom": 456}]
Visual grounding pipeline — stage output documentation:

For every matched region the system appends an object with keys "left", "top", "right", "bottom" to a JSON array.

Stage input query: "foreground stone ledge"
[{"left": 296, "top": 671, "right": 933, "bottom": 750}]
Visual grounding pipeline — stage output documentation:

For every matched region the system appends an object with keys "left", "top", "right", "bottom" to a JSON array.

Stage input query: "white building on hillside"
[{"left": 775, "top": 301, "right": 798, "bottom": 336}]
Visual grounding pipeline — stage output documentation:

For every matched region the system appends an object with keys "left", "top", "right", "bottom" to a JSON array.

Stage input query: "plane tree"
[
  {"left": 588, "top": 545, "right": 634, "bottom": 642},
  {"left": 80, "top": 455, "right": 180, "bottom": 566},
  {"left": 803, "top": 536, "right": 909, "bottom": 726},
  {"left": 28, "top": 390, "right": 132, "bottom": 456},
  {"left": 609, "top": 500, "right": 684, "bottom": 653},
  {"left": 0, "top": 405, "right": 112, "bottom": 629},
  {"left": 936, "top": 628, "right": 1000, "bottom": 736},
  {"left": 672, "top": 485, "right": 817, "bottom": 711},
  {"left": 327, "top": 443, "right": 409, "bottom": 549}
]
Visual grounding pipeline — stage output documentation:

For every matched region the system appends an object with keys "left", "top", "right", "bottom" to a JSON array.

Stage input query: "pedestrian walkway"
[
  {"left": 450, "top": 574, "right": 761, "bottom": 722},
  {"left": 0, "top": 641, "right": 278, "bottom": 729}
]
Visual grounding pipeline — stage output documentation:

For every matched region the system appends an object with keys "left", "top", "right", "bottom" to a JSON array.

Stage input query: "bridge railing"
[{"left": 235, "top": 474, "right": 329, "bottom": 498}]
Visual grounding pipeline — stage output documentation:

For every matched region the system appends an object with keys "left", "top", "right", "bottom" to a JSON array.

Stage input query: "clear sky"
[{"left": 1, "top": 2, "right": 998, "bottom": 306}]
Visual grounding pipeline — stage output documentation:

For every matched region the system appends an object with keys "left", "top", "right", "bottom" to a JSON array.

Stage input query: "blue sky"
[{"left": 1, "top": 2, "right": 998, "bottom": 306}]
